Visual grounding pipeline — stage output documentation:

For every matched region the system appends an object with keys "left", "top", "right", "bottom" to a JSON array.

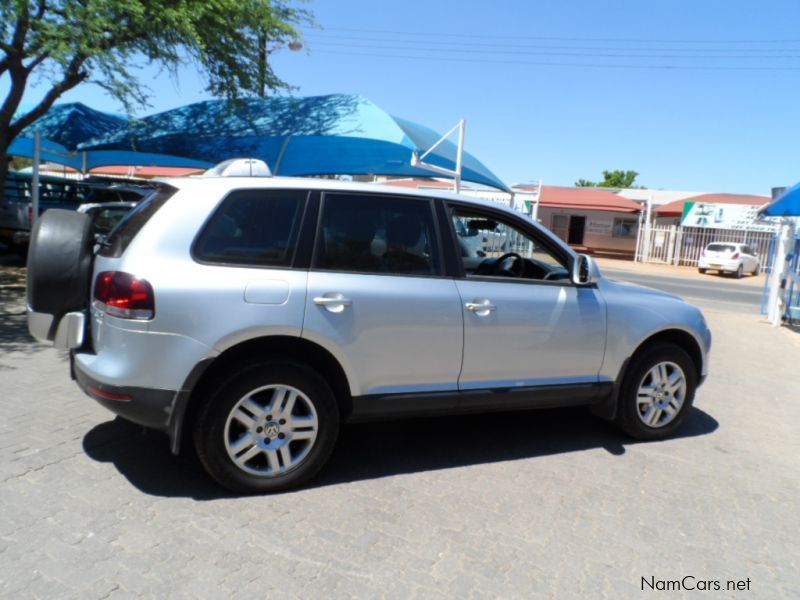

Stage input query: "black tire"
[
  {"left": 698, "top": 268, "right": 706, "bottom": 274},
  {"left": 734, "top": 265, "right": 743, "bottom": 279},
  {"left": 193, "top": 360, "right": 339, "bottom": 494},
  {"left": 753, "top": 263, "right": 760, "bottom": 276},
  {"left": 26, "top": 209, "right": 94, "bottom": 340},
  {"left": 615, "top": 343, "right": 697, "bottom": 441}
]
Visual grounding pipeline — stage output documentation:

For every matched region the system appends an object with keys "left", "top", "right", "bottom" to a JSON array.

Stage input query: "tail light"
[
  {"left": 93, "top": 271, "right": 155, "bottom": 320},
  {"left": 732, "top": 252, "right": 740, "bottom": 259}
]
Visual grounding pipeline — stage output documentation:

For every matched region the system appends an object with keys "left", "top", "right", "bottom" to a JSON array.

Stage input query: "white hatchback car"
[{"left": 698, "top": 242, "right": 760, "bottom": 278}]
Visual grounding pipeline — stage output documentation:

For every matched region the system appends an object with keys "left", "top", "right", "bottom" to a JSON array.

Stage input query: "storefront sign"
[
  {"left": 585, "top": 219, "right": 613, "bottom": 235},
  {"left": 680, "top": 202, "right": 772, "bottom": 231}
]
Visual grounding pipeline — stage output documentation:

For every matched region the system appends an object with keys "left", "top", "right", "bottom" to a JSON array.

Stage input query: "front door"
[
  {"left": 449, "top": 206, "right": 606, "bottom": 391},
  {"left": 303, "top": 192, "right": 463, "bottom": 398},
  {"left": 568, "top": 216, "right": 586, "bottom": 245}
]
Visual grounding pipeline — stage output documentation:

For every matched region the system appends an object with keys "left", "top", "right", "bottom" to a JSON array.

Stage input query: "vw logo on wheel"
[{"left": 265, "top": 422, "right": 280, "bottom": 438}]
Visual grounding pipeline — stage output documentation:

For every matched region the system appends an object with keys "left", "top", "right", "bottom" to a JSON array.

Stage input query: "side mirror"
[{"left": 572, "top": 254, "right": 599, "bottom": 286}]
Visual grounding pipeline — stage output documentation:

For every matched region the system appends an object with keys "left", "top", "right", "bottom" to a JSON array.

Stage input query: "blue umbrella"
[
  {"left": 80, "top": 94, "right": 510, "bottom": 191},
  {"left": 761, "top": 182, "right": 800, "bottom": 216}
]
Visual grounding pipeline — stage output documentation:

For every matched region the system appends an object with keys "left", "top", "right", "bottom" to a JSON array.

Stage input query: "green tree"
[
  {"left": 575, "top": 170, "right": 643, "bottom": 189},
  {"left": 0, "top": 0, "right": 310, "bottom": 194}
]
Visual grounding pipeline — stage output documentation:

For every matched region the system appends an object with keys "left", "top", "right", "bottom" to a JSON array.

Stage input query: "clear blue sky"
[{"left": 8, "top": 0, "right": 800, "bottom": 194}]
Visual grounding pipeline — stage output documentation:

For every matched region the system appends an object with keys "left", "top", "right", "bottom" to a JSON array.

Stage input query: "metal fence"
[{"left": 637, "top": 224, "right": 777, "bottom": 270}]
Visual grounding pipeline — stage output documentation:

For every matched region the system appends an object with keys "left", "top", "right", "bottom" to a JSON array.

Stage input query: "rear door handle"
[
  {"left": 313, "top": 294, "right": 352, "bottom": 312},
  {"left": 465, "top": 300, "right": 497, "bottom": 313}
]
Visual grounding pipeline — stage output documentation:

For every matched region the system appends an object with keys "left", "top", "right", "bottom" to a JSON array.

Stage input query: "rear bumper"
[
  {"left": 698, "top": 258, "right": 740, "bottom": 271},
  {"left": 74, "top": 356, "right": 176, "bottom": 432}
]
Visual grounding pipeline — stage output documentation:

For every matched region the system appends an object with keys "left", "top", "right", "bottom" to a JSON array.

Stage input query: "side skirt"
[{"left": 348, "top": 382, "right": 614, "bottom": 423}]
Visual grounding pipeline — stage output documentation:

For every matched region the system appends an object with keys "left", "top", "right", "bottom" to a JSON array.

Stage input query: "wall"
[{"left": 537, "top": 207, "right": 640, "bottom": 254}]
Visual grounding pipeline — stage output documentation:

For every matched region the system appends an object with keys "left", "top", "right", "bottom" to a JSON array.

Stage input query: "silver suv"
[{"left": 27, "top": 167, "right": 711, "bottom": 493}]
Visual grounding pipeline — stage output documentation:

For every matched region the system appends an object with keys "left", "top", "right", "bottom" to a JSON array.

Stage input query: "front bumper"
[{"left": 74, "top": 356, "right": 177, "bottom": 432}]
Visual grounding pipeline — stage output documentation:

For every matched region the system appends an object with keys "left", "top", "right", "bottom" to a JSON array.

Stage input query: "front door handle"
[
  {"left": 465, "top": 299, "right": 497, "bottom": 314},
  {"left": 313, "top": 293, "right": 352, "bottom": 313}
]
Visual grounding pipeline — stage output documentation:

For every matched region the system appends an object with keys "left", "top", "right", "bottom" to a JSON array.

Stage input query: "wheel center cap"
[{"left": 264, "top": 422, "right": 280, "bottom": 437}]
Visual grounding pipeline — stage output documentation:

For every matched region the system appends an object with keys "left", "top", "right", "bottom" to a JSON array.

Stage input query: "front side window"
[
  {"left": 194, "top": 189, "right": 306, "bottom": 266},
  {"left": 452, "top": 208, "right": 570, "bottom": 282},
  {"left": 315, "top": 193, "right": 441, "bottom": 276}
]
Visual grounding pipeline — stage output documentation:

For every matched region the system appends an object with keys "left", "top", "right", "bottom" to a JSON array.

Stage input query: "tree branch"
[{"left": 8, "top": 55, "right": 89, "bottom": 137}]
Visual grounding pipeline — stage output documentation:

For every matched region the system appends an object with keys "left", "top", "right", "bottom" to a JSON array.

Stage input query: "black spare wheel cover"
[{"left": 26, "top": 209, "right": 94, "bottom": 338}]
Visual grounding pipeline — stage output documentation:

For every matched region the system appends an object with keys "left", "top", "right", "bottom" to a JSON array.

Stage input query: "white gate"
[{"left": 637, "top": 225, "right": 776, "bottom": 270}]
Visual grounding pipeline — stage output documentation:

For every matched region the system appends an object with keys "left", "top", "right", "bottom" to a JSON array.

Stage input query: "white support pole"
[
  {"left": 411, "top": 119, "right": 467, "bottom": 192},
  {"left": 31, "top": 132, "right": 41, "bottom": 228},
  {"left": 454, "top": 118, "right": 465, "bottom": 194},
  {"left": 767, "top": 221, "right": 790, "bottom": 326},
  {"left": 634, "top": 207, "right": 644, "bottom": 262},
  {"left": 642, "top": 192, "right": 653, "bottom": 262},
  {"left": 531, "top": 179, "right": 542, "bottom": 222}
]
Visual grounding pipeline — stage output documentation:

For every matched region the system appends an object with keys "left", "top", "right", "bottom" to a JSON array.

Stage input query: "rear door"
[{"left": 302, "top": 192, "right": 463, "bottom": 398}]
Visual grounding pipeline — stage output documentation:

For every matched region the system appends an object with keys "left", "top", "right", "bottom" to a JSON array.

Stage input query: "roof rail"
[{"left": 203, "top": 158, "right": 272, "bottom": 178}]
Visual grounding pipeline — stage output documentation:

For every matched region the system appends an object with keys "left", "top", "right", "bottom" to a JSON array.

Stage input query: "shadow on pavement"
[{"left": 82, "top": 406, "right": 719, "bottom": 500}]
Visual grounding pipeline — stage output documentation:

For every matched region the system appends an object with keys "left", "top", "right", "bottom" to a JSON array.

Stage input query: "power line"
[
  {"left": 307, "top": 32, "right": 800, "bottom": 53},
  {"left": 309, "top": 41, "right": 800, "bottom": 60},
  {"left": 317, "top": 26, "right": 800, "bottom": 45},
  {"left": 313, "top": 49, "right": 800, "bottom": 71}
]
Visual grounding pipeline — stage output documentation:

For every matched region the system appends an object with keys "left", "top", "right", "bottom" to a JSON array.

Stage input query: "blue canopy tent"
[
  {"left": 19, "top": 102, "right": 127, "bottom": 149},
  {"left": 7, "top": 137, "right": 212, "bottom": 172},
  {"left": 79, "top": 94, "right": 510, "bottom": 192},
  {"left": 760, "top": 182, "right": 800, "bottom": 217},
  {"left": 9, "top": 102, "right": 213, "bottom": 172}
]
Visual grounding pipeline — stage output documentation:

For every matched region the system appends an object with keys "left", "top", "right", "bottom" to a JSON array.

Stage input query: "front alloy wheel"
[
  {"left": 635, "top": 361, "right": 686, "bottom": 428},
  {"left": 615, "top": 343, "right": 697, "bottom": 440}
]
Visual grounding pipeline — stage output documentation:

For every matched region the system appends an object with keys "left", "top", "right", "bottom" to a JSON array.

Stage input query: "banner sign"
[{"left": 680, "top": 202, "right": 774, "bottom": 231}]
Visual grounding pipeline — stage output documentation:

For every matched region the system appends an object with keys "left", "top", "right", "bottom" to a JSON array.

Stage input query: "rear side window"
[
  {"left": 99, "top": 186, "right": 176, "bottom": 257},
  {"left": 315, "top": 193, "right": 441, "bottom": 276},
  {"left": 194, "top": 189, "right": 307, "bottom": 267}
]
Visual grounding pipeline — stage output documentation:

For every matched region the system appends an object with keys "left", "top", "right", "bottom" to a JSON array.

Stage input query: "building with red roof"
[{"left": 513, "top": 185, "right": 643, "bottom": 256}]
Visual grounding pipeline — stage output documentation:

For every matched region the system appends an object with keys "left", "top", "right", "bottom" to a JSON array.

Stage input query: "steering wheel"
[{"left": 493, "top": 252, "right": 525, "bottom": 277}]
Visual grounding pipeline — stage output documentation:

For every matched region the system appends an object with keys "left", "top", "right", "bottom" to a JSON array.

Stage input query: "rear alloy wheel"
[
  {"left": 734, "top": 264, "right": 743, "bottom": 279},
  {"left": 615, "top": 343, "right": 697, "bottom": 440},
  {"left": 753, "top": 263, "right": 760, "bottom": 276},
  {"left": 194, "top": 361, "right": 339, "bottom": 493}
]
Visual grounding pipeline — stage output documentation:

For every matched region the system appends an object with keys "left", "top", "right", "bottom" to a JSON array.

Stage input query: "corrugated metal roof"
[{"left": 535, "top": 186, "right": 642, "bottom": 213}]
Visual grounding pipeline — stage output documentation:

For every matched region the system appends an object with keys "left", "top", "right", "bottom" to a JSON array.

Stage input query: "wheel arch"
[
  {"left": 593, "top": 327, "right": 705, "bottom": 421},
  {"left": 169, "top": 335, "right": 353, "bottom": 454}
]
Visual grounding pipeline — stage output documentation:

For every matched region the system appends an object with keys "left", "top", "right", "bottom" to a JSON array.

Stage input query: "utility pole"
[{"left": 256, "top": 31, "right": 302, "bottom": 97}]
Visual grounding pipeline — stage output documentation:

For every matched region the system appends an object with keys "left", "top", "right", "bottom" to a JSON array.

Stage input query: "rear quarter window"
[
  {"left": 98, "top": 186, "right": 176, "bottom": 257},
  {"left": 193, "top": 189, "right": 307, "bottom": 267}
]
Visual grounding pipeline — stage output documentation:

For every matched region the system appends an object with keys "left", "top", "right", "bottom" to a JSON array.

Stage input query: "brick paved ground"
[{"left": 1, "top": 258, "right": 798, "bottom": 598}]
